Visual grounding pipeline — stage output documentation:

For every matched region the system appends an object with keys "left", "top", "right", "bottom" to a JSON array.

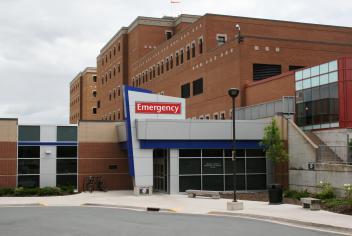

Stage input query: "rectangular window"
[
  {"left": 18, "top": 159, "right": 40, "bottom": 174},
  {"left": 181, "top": 83, "right": 190, "bottom": 98},
  {"left": 19, "top": 126, "right": 40, "bottom": 141},
  {"left": 202, "top": 158, "right": 223, "bottom": 174},
  {"left": 202, "top": 149, "right": 223, "bottom": 157},
  {"left": 165, "top": 31, "right": 172, "bottom": 40},
  {"left": 92, "top": 90, "right": 97, "bottom": 97},
  {"left": 18, "top": 175, "right": 39, "bottom": 188},
  {"left": 220, "top": 112, "right": 225, "bottom": 120},
  {"left": 57, "top": 126, "right": 77, "bottom": 141},
  {"left": 92, "top": 107, "right": 97, "bottom": 114},
  {"left": 179, "top": 176, "right": 201, "bottom": 192},
  {"left": 18, "top": 146, "right": 40, "bottom": 158},
  {"left": 179, "top": 158, "right": 201, "bottom": 175},
  {"left": 57, "top": 146, "right": 77, "bottom": 158},
  {"left": 191, "top": 43, "right": 196, "bottom": 58},
  {"left": 289, "top": 65, "right": 305, "bottom": 71},
  {"left": 216, "top": 34, "right": 227, "bottom": 46},
  {"left": 193, "top": 78, "right": 203, "bottom": 96},
  {"left": 92, "top": 75, "right": 97, "bottom": 82},
  {"left": 199, "top": 38, "right": 203, "bottom": 54},
  {"left": 176, "top": 52, "right": 179, "bottom": 66},
  {"left": 253, "top": 64, "right": 282, "bottom": 81},
  {"left": 57, "top": 159, "right": 77, "bottom": 174},
  {"left": 186, "top": 45, "right": 190, "bottom": 60},
  {"left": 97, "top": 100, "right": 101, "bottom": 108},
  {"left": 56, "top": 175, "right": 77, "bottom": 188},
  {"left": 180, "top": 50, "right": 184, "bottom": 64},
  {"left": 179, "top": 149, "right": 201, "bottom": 157}
]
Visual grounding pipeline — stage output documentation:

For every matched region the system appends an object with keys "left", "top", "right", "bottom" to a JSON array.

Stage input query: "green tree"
[{"left": 262, "top": 118, "right": 288, "bottom": 164}]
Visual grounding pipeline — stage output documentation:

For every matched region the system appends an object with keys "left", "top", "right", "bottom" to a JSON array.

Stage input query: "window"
[
  {"left": 176, "top": 52, "right": 179, "bottom": 66},
  {"left": 216, "top": 34, "right": 227, "bottom": 46},
  {"left": 181, "top": 83, "right": 190, "bottom": 98},
  {"left": 199, "top": 37, "right": 203, "bottom": 54},
  {"left": 186, "top": 45, "right": 190, "bottom": 60},
  {"left": 18, "top": 146, "right": 40, "bottom": 158},
  {"left": 165, "top": 31, "right": 172, "bottom": 40},
  {"left": 113, "top": 90, "right": 116, "bottom": 99},
  {"left": 113, "top": 68, "right": 116, "bottom": 76},
  {"left": 193, "top": 78, "right": 203, "bottom": 96},
  {"left": 153, "top": 66, "right": 156, "bottom": 78},
  {"left": 18, "top": 175, "right": 39, "bottom": 188},
  {"left": 57, "top": 159, "right": 77, "bottom": 174},
  {"left": 213, "top": 113, "right": 219, "bottom": 120},
  {"left": 166, "top": 58, "right": 169, "bottom": 71},
  {"left": 57, "top": 126, "right": 77, "bottom": 141},
  {"left": 92, "top": 75, "right": 97, "bottom": 82},
  {"left": 19, "top": 126, "right": 40, "bottom": 141},
  {"left": 118, "top": 42, "right": 121, "bottom": 51},
  {"left": 57, "top": 175, "right": 77, "bottom": 188},
  {"left": 150, "top": 69, "right": 152, "bottom": 80},
  {"left": 113, "top": 112, "right": 116, "bottom": 120},
  {"left": 205, "top": 114, "right": 210, "bottom": 120},
  {"left": 180, "top": 49, "right": 184, "bottom": 64},
  {"left": 118, "top": 87, "right": 121, "bottom": 96},
  {"left": 161, "top": 61, "right": 164, "bottom": 74},
  {"left": 18, "top": 159, "right": 40, "bottom": 174},
  {"left": 289, "top": 65, "right": 305, "bottom": 71},
  {"left": 253, "top": 64, "right": 282, "bottom": 81},
  {"left": 92, "top": 107, "right": 97, "bottom": 114},
  {"left": 170, "top": 56, "right": 173, "bottom": 69},
  {"left": 118, "top": 111, "right": 121, "bottom": 120},
  {"left": 220, "top": 112, "right": 225, "bottom": 120},
  {"left": 97, "top": 100, "right": 100, "bottom": 108},
  {"left": 92, "top": 90, "right": 97, "bottom": 97},
  {"left": 157, "top": 64, "right": 160, "bottom": 76},
  {"left": 113, "top": 47, "right": 116, "bottom": 55},
  {"left": 191, "top": 42, "right": 196, "bottom": 58},
  {"left": 109, "top": 71, "right": 111, "bottom": 79},
  {"left": 57, "top": 146, "right": 77, "bottom": 158},
  {"left": 118, "top": 64, "right": 121, "bottom": 72}
]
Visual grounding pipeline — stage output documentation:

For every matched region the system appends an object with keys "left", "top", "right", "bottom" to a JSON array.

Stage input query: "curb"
[
  {"left": 81, "top": 203, "right": 176, "bottom": 213},
  {"left": 208, "top": 211, "right": 352, "bottom": 235},
  {"left": 0, "top": 203, "right": 43, "bottom": 207}
]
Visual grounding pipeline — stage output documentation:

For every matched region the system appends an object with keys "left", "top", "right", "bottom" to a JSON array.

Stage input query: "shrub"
[
  {"left": 0, "top": 188, "right": 15, "bottom": 196},
  {"left": 316, "top": 181, "right": 336, "bottom": 200},
  {"left": 38, "top": 187, "right": 62, "bottom": 196},
  {"left": 343, "top": 184, "right": 352, "bottom": 199},
  {"left": 283, "top": 189, "right": 310, "bottom": 200},
  {"left": 59, "top": 185, "right": 74, "bottom": 194},
  {"left": 323, "top": 198, "right": 352, "bottom": 208}
]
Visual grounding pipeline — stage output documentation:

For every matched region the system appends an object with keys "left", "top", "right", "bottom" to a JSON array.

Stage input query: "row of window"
[
  {"left": 131, "top": 36, "right": 204, "bottom": 87},
  {"left": 108, "top": 87, "right": 121, "bottom": 101},
  {"left": 70, "top": 82, "right": 80, "bottom": 94},
  {"left": 17, "top": 175, "right": 77, "bottom": 189},
  {"left": 70, "top": 96, "right": 80, "bottom": 106},
  {"left": 70, "top": 113, "right": 80, "bottom": 121},
  {"left": 18, "top": 159, "right": 77, "bottom": 175},
  {"left": 101, "top": 64, "right": 121, "bottom": 85},
  {"left": 181, "top": 78, "right": 203, "bottom": 98},
  {"left": 18, "top": 146, "right": 77, "bottom": 158},
  {"left": 195, "top": 108, "right": 236, "bottom": 120},
  {"left": 101, "top": 42, "right": 121, "bottom": 67},
  {"left": 18, "top": 126, "right": 77, "bottom": 142},
  {"left": 101, "top": 110, "right": 121, "bottom": 121}
]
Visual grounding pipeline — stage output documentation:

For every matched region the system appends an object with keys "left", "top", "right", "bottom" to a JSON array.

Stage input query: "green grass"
[
  {"left": 283, "top": 189, "right": 310, "bottom": 200},
  {"left": 322, "top": 198, "right": 352, "bottom": 208}
]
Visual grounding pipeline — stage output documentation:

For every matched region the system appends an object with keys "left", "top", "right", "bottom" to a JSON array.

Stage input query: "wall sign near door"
[{"left": 135, "top": 102, "right": 181, "bottom": 114}]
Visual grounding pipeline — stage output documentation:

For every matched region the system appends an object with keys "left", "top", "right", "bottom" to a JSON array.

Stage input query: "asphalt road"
[{"left": 0, "top": 207, "right": 339, "bottom": 236}]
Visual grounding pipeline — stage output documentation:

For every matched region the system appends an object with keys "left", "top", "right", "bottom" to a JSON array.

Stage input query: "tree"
[{"left": 262, "top": 118, "right": 288, "bottom": 164}]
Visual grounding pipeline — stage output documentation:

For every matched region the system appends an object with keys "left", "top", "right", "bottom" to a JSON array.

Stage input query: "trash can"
[{"left": 268, "top": 184, "right": 283, "bottom": 204}]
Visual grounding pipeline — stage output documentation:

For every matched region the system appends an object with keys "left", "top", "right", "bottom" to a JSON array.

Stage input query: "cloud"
[{"left": 0, "top": 0, "right": 351, "bottom": 123}]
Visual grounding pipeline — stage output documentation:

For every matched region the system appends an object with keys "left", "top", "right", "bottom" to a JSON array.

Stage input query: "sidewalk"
[{"left": 1, "top": 191, "right": 351, "bottom": 233}]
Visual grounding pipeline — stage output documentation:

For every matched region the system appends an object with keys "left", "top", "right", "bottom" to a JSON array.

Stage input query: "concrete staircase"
[{"left": 305, "top": 131, "right": 343, "bottom": 163}]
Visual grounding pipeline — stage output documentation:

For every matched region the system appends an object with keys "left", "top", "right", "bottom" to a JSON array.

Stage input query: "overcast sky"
[{"left": 0, "top": 0, "right": 351, "bottom": 124}]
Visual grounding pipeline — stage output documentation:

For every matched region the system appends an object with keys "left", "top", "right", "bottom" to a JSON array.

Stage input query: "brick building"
[
  {"left": 69, "top": 67, "right": 98, "bottom": 123},
  {"left": 71, "top": 14, "right": 352, "bottom": 122}
]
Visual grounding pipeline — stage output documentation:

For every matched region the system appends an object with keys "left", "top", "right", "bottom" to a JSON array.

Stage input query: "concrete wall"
[
  {"left": 314, "top": 128, "right": 352, "bottom": 162},
  {"left": 288, "top": 119, "right": 352, "bottom": 197}
]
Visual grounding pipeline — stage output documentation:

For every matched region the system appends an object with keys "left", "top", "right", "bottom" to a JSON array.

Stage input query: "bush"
[
  {"left": 0, "top": 188, "right": 15, "bottom": 196},
  {"left": 59, "top": 185, "right": 74, "bottom": 194},
  {"left": 323, "top": 198, "right": 352, "bottom": 208},
  {"left": 283, "top": 189, "right": 310, "bottom": 200},
  {"left": 315, "top": 181, "right": 336, "bottom": 200},
  {"left": 37, "top": 187, "right": 62, "bottom": 196},
  {"left": 343, "top": 184, "right": 352, "bottom": 199}
]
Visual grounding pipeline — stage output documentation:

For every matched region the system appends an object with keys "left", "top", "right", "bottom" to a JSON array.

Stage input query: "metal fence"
[{"left": 236, "top": 96, "right": 295, "bottom": 120}]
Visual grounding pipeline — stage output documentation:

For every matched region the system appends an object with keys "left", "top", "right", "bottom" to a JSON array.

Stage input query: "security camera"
[{"left": 235, "top": 24, "right": 240, "bottom": 31}]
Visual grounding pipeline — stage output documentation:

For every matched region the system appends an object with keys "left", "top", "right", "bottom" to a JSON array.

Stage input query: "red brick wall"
[
  {"left": 0, "top": 142, "right": 17, "bottom": 188},
  {"left": 78, "top": 143, "right": 132, "bottom": 191}
]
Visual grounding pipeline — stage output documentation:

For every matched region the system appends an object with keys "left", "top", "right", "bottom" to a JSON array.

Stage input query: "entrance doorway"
[{"left": 153, "top": 149, "right": 169, "bottom": 193}]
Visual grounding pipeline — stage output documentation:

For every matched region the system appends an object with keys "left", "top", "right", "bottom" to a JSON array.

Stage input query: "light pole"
[{"left": 228, "top": 88, "right": 240, "bottom": 202}]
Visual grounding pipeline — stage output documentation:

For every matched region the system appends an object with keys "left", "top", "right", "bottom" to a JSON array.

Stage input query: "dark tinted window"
[
  {"left": 225, "top": 158, "right": 245, "bottom": 174},
  {"left": 179, "top": 149, "right": 201, "bottom": 157},
  {"left": 193, "top": 78, "right": 203, "bottom": 96},
  {"left": 225, "top": 175, "right": 245, "bottom": 191},
  {"left": 181, "top": 83, "right": 190, "bottom": 98},
  {"left": 57, "top": 146, "right": 77, "bottom": 158},
  {"left": 247, "top": 174, "right": 267, "bottom": 190},
  {"left": 224, "top": 149, "right": 245, "bottom": 157},
  {"left": 202, "top": 158, "right": 223, "bottom": 174},
  {"left": 19, "top": 126, "right": 40, "bottom": 141},
  {"left": 179, "top": 159, "right": 201, "bottom": 175},
  {"left": 57, "top": 159, "right": 77, "bottom": 174},
  {"left": 18, "top": 146, "right": 40, "bottom": 158},
  {"left": 18, "top": 175, "right": 39, "bottom": 188},
  {"left": 202, "top": 149, "right": 223, "bottom": 157},
  {"left": 18, "top": 159, "right": 40, "bottom": 174},
  {"left": 246, "top": 149, "right": 265, "bottom": 157},
  {"left": 57, "top": 175, "right": 77, "bottom": 188},
  {"left": 253, "top": 64, "right": 282, "bottom": 81},
  {"left": 202, "top": 175, "right": 223, "bottom": 191},
  {"left": 179, "top": 176, "right": 201, "bottom": 192},
  {"left": 246, "top": 158, "right": 266, "bottom": 173},
  {"left": 57, "top": 126, "right": 77, "bottom": 141},
  {"left": 289, "top": 65, "right": 305, "bottom": 71}
]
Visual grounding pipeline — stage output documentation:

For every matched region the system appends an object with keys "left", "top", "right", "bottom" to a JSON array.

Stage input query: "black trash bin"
[{"left": 268, "top": 184, "right": 283, "bottom": 204}]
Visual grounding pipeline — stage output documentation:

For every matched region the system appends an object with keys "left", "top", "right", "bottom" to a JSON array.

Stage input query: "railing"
[
  {"left": 316, "top": 145, "right": 352, "bottom": 164},
  {"left": 236, "top": 96, "right": 295, "bottom": 120}
]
